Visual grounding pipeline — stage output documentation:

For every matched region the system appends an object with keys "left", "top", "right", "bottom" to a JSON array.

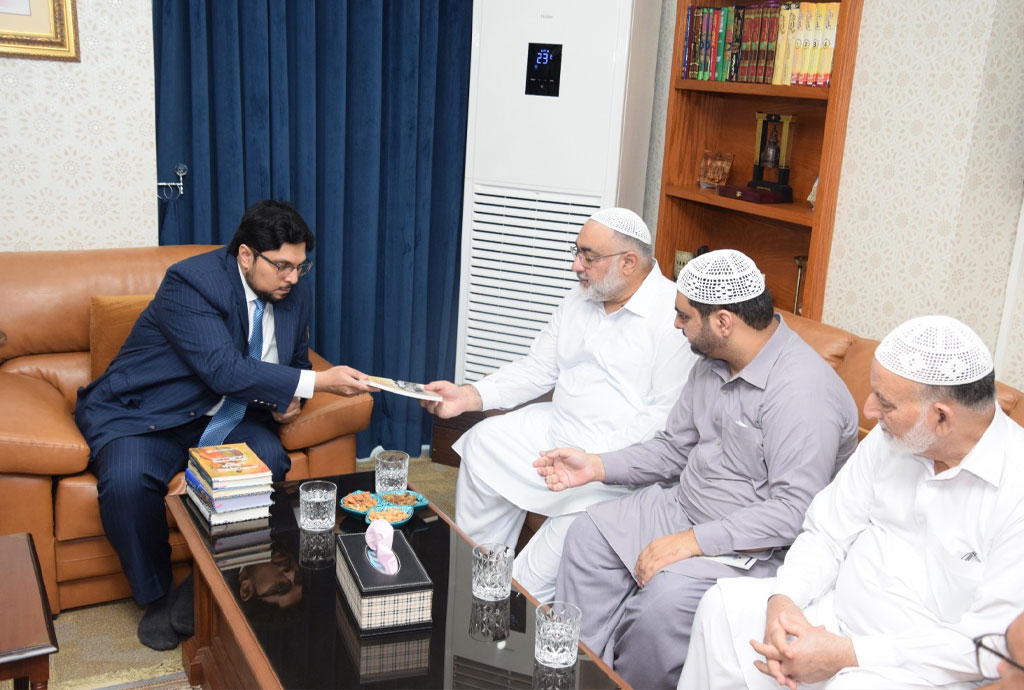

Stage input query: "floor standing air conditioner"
[{"left": 455, "top": 0, "right": 662, "bottom": 383}]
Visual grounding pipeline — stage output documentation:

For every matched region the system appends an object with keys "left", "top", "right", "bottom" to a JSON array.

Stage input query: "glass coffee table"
[{"left": 167, "top": 471, "right": 625, "bottom": 689}]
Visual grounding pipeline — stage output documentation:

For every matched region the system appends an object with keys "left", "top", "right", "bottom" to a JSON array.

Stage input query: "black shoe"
[
  {"left": 138, "top": 594, "right": 178, "bottom": 651},
  {"left": 170, "top": 572, "right": 195, "bottom": 638}
]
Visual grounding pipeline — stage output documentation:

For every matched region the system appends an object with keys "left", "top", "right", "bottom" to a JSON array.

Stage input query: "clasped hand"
[{"left": 750, "top": 595, "right": 857, "bottom": 689}]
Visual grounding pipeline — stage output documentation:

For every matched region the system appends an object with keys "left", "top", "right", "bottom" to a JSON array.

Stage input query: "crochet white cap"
[
  {"left": 676, "top": 249, "right": 765, "bottom": 305},
  {"left": 875, "top": 315, "right": 993, "bottom": 385},
  {"left": 588, "top": 208, "right": 651, "bottom": 246}
]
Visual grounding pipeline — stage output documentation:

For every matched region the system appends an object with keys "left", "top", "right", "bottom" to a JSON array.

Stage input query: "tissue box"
[
  {"left": 335, "top": 589, "right": 431, "bottom": 681},
  {"left": 335, "top": 531, "right": 432, "bottom": 634}
]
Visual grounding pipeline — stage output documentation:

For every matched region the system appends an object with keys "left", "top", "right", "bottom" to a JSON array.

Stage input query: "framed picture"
[{"left": 0, "top": 0, "right": 79, "bottom": 61}]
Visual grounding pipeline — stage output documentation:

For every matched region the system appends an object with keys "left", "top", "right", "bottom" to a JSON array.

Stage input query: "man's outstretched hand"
[
  {"left": 314, "top": 365, "right": 375, "bottom": 397},
  {"left": 419, "top": 381, "right": 482, "bottom": 419},
  {"left": 533, "top": 448, "right": 604, "bottom": 491}
]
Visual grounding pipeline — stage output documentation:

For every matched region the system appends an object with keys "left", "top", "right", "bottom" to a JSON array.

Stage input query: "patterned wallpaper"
[
  {"left": 0, "top": 0, "right": 157, "bottom": 250},
  {"left": 822, "top": 0, "right": 1024, "bottom": 388}
]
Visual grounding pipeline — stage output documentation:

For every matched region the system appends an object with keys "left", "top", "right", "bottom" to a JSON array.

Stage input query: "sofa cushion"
[
  {"left": 90, "top": 295, "right": 154, "bottom": 380},
  {"left": 0, "top": 352, "right": 92, "bottom": 410},
  {"left": 0, "top": 372, "right": 90, "bottom": 474}
]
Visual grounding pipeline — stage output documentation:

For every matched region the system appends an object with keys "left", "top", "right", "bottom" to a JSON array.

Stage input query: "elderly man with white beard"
[
  {"left": 680, "top": 315, "right": 1024, "bottom": 690},
  {"left": 422, "top": 208, "right": 697, "bottom": 601}
]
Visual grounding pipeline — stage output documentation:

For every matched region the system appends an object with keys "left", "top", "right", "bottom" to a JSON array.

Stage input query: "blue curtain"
[{"left": 153, "top": 1, "right": 471, "bottom": 457}]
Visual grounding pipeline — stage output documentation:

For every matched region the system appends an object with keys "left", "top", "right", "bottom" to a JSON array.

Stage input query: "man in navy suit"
[{"left": 75, "top": 200, "right": 373, "bottom": 649}]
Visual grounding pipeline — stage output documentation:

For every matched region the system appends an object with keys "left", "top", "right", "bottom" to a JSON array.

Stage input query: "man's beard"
[
  {"left": 883, "top": 409, "right": 936, "bottom": 456},
  {"left": 579, "top": 269, "right": 627, "bottom": 303},
  {"left": 688, "top": 318, "right": 722, "bottom": 359},
  {"left": 244, "top": 266, "right": 285, "bottom": 303}
]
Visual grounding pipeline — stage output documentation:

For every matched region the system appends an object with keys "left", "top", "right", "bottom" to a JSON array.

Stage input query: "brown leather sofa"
[
  {"left": 0, "top": 245, "right": 373, "bottom": 614},
  {"left": 432, "top": 309, "right": 1024, "bottom": 549}
]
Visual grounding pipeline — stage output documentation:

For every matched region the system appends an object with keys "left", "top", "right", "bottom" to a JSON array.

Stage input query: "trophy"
[{"left": 719, "top": 112, "right": 795, "bottom": 204}]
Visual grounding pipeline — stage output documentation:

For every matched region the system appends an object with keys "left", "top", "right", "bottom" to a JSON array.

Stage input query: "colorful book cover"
[
  {"left": 688, "top": 6, "right": 702, "bottom": 80},
  {"left": 184, "top": 466, "right": 271, "bottom": 499},
  {"left": 188, "top": 442, "right": 271, "bottom": 488},
  {"left": 721, "top": 7, "right": 735, "bottom": 82},
  {"left": 803, "top": 2, "right": 825, "bottom": 85},
  {"left": 739, "top": 3, "right": 761, "bottom": 83},
  {"left": 789, "top": 2, "right": 814, "bottom": 85},
  {"left": 797, "top": 2, "right": 822, "bottom": 85},
  {"left": 816, "top": 2, "right": 840, "bottom": 86},
  {"left": 760, "top": 3, "right": 781, "bottom": 84},
  {"left": 714, "top": 7, "right": 728, "bottom": 81},
  {"left": 700, "top": 7, "right": 713, "bottom": 80},
  {"left": 727, "top": 5, "right": 745, "bottom": 81},
  {"left": 185, "top": 469, "right": 273, "bottom": 513},
  {"left": 778, "top": 2, "right": 801, "bottom": 85},
  {"left": 708, "top": 8, "right": 721, "bottom": 81},
  {"left": 186, "top": 485, "right": 271, "bottom": 525},
  {"left": 771, "top": 3, "right": 793, "bottom": 85},
  {"left": 681, "top": 5, "right": 694, "bottom": 78}
]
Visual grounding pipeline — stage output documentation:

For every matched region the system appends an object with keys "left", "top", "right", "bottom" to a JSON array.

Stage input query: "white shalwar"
[
  {"left": 454, "top": 264, "right": 696, "bottom": 600},
  {"left": 679, "top": 406, "right": 1024, "bottom": 690}
]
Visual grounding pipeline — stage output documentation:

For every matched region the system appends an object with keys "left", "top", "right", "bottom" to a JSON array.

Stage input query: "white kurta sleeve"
[{"left": 473, "top": 298, "right": 564, "bottom": 411}]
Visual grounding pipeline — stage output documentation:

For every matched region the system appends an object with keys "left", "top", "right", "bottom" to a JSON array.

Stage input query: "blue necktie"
[{"left": 198, "top": 299, "right": 265, "bottom": 447}]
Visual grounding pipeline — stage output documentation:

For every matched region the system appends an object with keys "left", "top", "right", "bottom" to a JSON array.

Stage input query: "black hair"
[
  {"left": 227, "top": 200, "right": 314, "bottom": 256},
  {"left": 687, "top": 287, "right": 775, "bottom": 330},
  {"left": 928, "top": 370, "right": 997, "bottom": 410}
]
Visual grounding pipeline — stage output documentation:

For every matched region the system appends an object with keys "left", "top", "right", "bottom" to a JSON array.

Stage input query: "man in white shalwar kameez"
[
  {"left": 423, "top": 208, "right": 698, "bottom": 601},
  {"left": 680, "top": 315, "right": 1024, "bottom": 690}
]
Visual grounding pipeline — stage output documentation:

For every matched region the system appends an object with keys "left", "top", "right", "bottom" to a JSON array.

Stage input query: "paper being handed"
[{"left": 367, "top": 376, "right": 442, "bottom": 402}]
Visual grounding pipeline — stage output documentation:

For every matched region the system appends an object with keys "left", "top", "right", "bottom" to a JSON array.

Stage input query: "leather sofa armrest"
[
  {"left": 277, "top": 350, "right": 374, "bottom": 450},
  {"left": 0, "top": 372, "right": 91, "bottom": 474}
]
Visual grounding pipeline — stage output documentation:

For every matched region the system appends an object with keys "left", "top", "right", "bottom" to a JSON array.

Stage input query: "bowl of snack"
[
  {"left": 364, "top": 505, "right": 414, "bottom": 527},
  {"left": 379, "top": 489, "right": 429, "bottom": 511},
  {"left": 340, "top": 490, "right": 380, "bottom": 517}
]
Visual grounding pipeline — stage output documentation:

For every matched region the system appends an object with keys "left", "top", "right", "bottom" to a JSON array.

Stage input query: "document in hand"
[{"left": 367, "top": 376, "right": 442, "bottom": 402}]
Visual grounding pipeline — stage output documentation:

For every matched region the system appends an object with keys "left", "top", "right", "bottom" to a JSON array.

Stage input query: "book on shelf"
[
  {"left": 188, "top": 443, "right": 272, "bottom": 488},
  {"left": 815, "top": 2, "right": 840, "bottom": 86},
  {"left": 186, "top": 485, "right": 271, "bottom": 525},
  {"left": 759, "top": 2, "right": 782, "bottom": 84},
  {"left": 679, "top": 3, "right": 839, "bottom": 87}
]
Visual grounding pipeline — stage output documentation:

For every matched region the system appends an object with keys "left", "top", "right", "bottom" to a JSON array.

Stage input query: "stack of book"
[
  {"left": 184, "top": 498, "right": 273, "bottom": 570},
  {"left": 185, "top": 443, "right": 273, "bottom": 527},
  {"left": 681, "top": 2, "right": 841, "bottom": 87}
]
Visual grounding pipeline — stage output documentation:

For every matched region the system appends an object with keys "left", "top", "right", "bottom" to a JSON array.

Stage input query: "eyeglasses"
[
  {"left": 251, "top": 248, "right": 312, "bottom": 277},
  {"left": 568, "top": 243, "right": 627, "bottom": 268},
  {"left": 975, "top": 633, "right": 1024, "bottom": 680}
]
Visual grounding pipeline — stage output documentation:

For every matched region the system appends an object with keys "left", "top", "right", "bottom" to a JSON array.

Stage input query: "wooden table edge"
[
  {"left": 166, "top": 496, "right": 282, "bottom": 690},
  {"left": 412, "top": 492, "right": 632, "bottom": 690}
]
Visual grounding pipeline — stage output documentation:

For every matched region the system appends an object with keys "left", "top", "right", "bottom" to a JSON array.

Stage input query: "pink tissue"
[{"left": 365, "top": 519, "right": 399, "bottom": 574}]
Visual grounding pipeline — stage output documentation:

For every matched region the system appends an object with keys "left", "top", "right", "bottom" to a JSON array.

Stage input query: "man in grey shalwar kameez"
[{"left": 534, "top": 249, "right": 860, "bottom": 689}]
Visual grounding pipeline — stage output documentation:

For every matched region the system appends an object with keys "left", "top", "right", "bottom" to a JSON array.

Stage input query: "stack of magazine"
[{"left": 185, "top": 443, "right": 273, "bottom": 527}]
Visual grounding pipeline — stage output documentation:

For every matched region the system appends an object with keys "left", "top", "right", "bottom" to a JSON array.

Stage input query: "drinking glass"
[
  {"left": 471, "top": 542, "right": 514, "bottom": 601},
  {"left": 299, "top": 480, "right": 336, "bottom": 531},
  {"left": 375, "top": 450, "right": 410, "bottom": 493},
  {"left": 299, "top": 528, "right": 335, "bottom": 569},
  {"left": 534, "top": 601, "right": 581, "bottom": 669},
  {"left": 469, "top": 594, "right": 511, "bottom": 642}
]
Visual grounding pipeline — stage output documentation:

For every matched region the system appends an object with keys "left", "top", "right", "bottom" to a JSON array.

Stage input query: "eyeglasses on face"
[
  {"left": 251, "top": 247, "right": 312, "bottom": 277},
  {"left": 568, "top": 243, "right": 627, "bottom": 268},
  {"left": 975, "top": 633, "right": 1024, "bottom": 680}
]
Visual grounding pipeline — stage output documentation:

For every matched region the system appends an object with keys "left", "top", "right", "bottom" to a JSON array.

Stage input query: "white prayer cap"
[
  {"left": 676, "top": 249, "right": 765, "bottom": 305},
  {"left": 875, "top": 315, "right": 993, "bottom": 385},
  {"left": 588, "top": 208, "right": 651, "bottom": 246}
]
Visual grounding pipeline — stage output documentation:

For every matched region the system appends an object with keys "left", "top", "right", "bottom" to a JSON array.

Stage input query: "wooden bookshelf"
[{"left": 655, "top": 0, "right": 863, "bottom": 319}]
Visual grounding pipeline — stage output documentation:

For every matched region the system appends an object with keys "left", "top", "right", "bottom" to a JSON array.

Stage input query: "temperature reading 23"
[{"left": 525, "top": 42, "right": 563, "bottom": 97}]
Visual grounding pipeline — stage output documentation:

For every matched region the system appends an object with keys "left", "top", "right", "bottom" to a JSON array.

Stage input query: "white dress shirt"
[{"left": 773, "top": 406, "right": 1024, "bottom": 686}]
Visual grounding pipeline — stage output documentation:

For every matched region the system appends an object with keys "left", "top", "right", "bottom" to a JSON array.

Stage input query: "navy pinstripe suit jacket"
[{"left": 75, "top": 248, "right": 312, "bottom": 455}]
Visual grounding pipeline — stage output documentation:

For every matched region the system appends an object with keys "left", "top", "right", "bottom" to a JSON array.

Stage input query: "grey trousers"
[{"left": 556, "top": 513, "right": 717, "bottom": 690}]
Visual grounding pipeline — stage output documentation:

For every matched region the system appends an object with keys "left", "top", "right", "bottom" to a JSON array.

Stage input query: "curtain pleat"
[{"left": 153, "top": 0, "right": 471, "bottom": 456}]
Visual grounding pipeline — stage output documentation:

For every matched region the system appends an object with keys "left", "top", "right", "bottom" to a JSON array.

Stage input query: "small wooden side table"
[{"left": 0, "top": 533, "right": 58, "bottom": 690}]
